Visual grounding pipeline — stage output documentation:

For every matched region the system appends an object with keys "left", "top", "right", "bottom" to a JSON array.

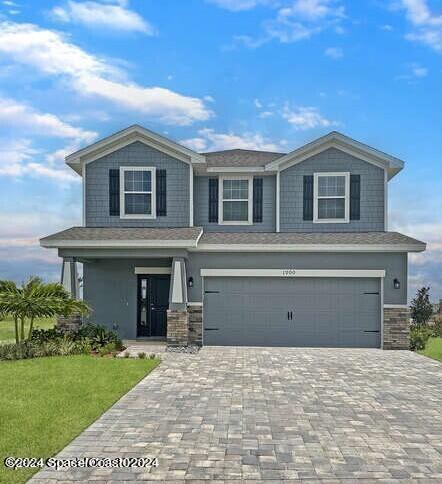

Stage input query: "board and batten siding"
[
  {"left": 85, "top": 141, "right": 190, "bottom": 227},
  {"left": 279, "top": 147, "right": 385, "bottom": 232},
  {"left": 193, "top": 175, "right": 276, "bottom": 232}
]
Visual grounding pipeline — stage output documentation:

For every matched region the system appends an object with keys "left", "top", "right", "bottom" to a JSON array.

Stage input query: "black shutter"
[
  {"left": 253, "top": 177, "right": 263, "bottom": 223},
  {"left": 208, "top": 178, "right": 218, "bottom": 223},
  {"left": 156, "top": 169, "right": 167, "bottom": 216},
  {"left": 109, "top": 169, "right": 120, "bottom": 216},
  {"left": 350, "top": 174, "right": 361, "bottom": 220},
  {"left": 303, "top": 175, "right": 313, "bottom": 221}
]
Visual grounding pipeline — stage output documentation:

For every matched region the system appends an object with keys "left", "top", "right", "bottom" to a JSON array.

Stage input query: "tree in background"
[
  {"left": 0, "top": 277, "right": 89, "bottom": 343},
  {"left": 410, "top": 286, "right": 433, "bottom": 327}
]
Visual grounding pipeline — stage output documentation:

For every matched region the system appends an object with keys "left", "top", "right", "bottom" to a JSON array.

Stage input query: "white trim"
[
  {"left": 189, "top": 163, "right": 194, "bottom": 227},
  {"left": 313, "top": 172, "right": 350, "bottom": 224},
  {"left": 276, "top": 170, "right": 280, "bottom": 232},
  {"left": 218, "top": 175, "right": 253, "bottom": 225},
  {"left": 380, "top": 277, "right": 384, "bottom": 349},
  {"left": 66, "top": 125, "right": 205, "bottom": 174},
  {"left": 384, "top": 169, "right": 388, "bottom": 231},
  {"left": 264, "top": 132, "right": 404, "bottom": 180},
  {"left": 384, "top": 304, "right": 408, "bottom": 308},
  {"left": 41, "top": 239, "right": 199, "bottom": 249},
  {"left": 134, "top": 267, "right": 171, "bottom": 275},
  {"left": 200, "top": 269, "right": 386, "bottom": 278},
  {"left": 207, "top": 166, "right": 265, "bottom": 173},
  {"left": 190, "top": 243, "right": 426, "bottom": 253},
  {"left": 82, "top": 163, "right": 86, "bottom": 226},
  {"left": 171, "top": 260, "right": 183, "bottom": 303},
  {"left": 119, "top": 166, "right": 156, "bottom": 219},
  {"left": 187, "top": 302, "right": 203, "bottom": 307}
]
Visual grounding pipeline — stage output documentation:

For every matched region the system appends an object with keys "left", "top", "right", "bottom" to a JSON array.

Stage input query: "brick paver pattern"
[{"left": 30, "top": 347, "right": 442, "bottom": 483}]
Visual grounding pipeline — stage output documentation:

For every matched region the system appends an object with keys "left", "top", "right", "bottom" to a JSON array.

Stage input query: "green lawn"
[
  {"left": 419, "top": 337, "right": 442, "bottom": 362},
  {"left": 0, "top": 316, "right": 55, "bottom": 343},
  {"left": 0, "top": 355, "right": 160, "bottom": 484}
]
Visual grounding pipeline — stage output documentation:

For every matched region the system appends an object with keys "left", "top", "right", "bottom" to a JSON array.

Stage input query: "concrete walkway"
[{"left": 30, "top": 347, "right": 442, "bottom": 482}]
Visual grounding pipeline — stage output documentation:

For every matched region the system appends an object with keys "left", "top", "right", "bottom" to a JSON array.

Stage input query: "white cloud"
[
  {"left": 254, "top": 98, "right": 263, "bottom": 108},
  {"left": 412, "top": 64, "right": 428, "bottom": 77},
  {"left": 181, "top": 128, "right": 284, "bottom": 152},
  {"left": 0, "top": 97, "right": 97, "bottom": 143},
  {"left": 235, "top": 0, "right": 345, "bottom": 47},
  {"left": 27, "top": 162, "right": 79, "bottom": 182},
  {"left": 380, "top": 24, "right": 394, "bottom": 31},
  {"left": 52, "top": 0, "right": 156, "bottom": 35},
  {"left": 399, "top": 0, "right": 442, "bottom": 52},
  {"left": 0, "top": 138, "right": 37, "bottom": 176},
  {"left": 258, "top": 110, "right": 274, "bottom": 118},
  {"left": 324, "top": 46, "right": 343, "bottom": 58},
  {"left": 282, "top": 105, "right": 337, "bottom": 130},
  {"left": 0, "top": 21, "right": 213, "bottom": 125},
  {"left": 396, "top": 62, "right": 428, "bottom": 80}
]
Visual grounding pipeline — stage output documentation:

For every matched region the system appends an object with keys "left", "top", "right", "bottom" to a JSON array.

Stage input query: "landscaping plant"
[
  {"left": 0, "top": 277, "right": 89, "bottom": 344},
  {"left": 410, "top": 286, "right": 433, "bottom": 327}
]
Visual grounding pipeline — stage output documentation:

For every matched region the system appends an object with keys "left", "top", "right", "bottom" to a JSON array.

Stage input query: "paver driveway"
[{"left": 31, "top": 348, "right": 442, "bottom": 483}]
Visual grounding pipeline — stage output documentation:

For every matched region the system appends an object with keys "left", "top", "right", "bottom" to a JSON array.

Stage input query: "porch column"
[
  {"left": 58, "top": 258, "right": 82, "bottom": 332},
  {"left": 167, "top": 257, "right": 189, "bottom": 346},
  {"left": 61, "top": 258, "right": 79, "bottom": 299}
]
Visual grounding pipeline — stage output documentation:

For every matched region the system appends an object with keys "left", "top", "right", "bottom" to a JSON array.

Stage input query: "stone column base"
[
  {"left": 188, "top": 304, "right": 203, "bottom": 346},
  {"left": 383, "top": 307, "right": 410, "bottom": 350},
  {"left": 56, "top": 314, "right": 83, "bottom": 333},
  {"left": 167, "top": 310, "right": 189, "bottom": 347}
]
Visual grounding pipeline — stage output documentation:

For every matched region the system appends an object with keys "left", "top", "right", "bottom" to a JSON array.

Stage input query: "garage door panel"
[{"left": 204, "top": 277, "right": 381, "bottom": 347}]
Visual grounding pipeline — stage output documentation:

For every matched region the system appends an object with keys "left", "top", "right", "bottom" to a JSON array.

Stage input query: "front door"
[{"left": 137, "top": 275, "right": 170, "bottom": 337}]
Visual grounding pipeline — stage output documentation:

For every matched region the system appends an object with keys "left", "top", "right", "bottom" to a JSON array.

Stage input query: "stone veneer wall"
[
  {"left": 167, "top": 310, "right": 189, "bottom": 346},
  {"left": 188, "top": 304, "right": 203, "bottom": 346},
  {"left": 383, "top": 307, "right": 410, "bottom": 350},
  {"left": 56, "top": 314, "right": 83, "bottom": 332}
]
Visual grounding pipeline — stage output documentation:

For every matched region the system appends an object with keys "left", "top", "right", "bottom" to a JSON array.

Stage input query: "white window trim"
[
  {"left": 313, "top": 171, "right": 350, "bottom": 224},
  {"left": 218, "top": 175, "right": 253, "bottom": 225},
  {"left": 120, "top": 166, "right": 156, "bottom": 219}
]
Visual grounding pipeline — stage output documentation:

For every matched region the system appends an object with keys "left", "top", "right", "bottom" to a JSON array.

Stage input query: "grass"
[
  {"left": 0, "top": 316, "right": 55, "bottom": 343},
  {"left": 419, "top": 337, "right": 442, "bottom": 362},
  {"left": 0, "top": 355, "right": 160, "bottom": 484}
]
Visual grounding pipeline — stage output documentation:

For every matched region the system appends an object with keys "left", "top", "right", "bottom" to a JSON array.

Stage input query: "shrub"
[
  {"left": 149, "top": 353, "right": 156, "bottom": 359},
  {"left": 410, "top": 326, "right": 434, "bottom": 351},
  {"left": 75, "top": 324, "right": 122, "bottom": 351},
  {"left": 30, "top": 327, "right": 64, "bottom": 344},
  {"left": 138, "top": 352, "right": 146, "bottom": 359},
  {"left": 123, "top": 351, "right": 130, "bottom": 358}
]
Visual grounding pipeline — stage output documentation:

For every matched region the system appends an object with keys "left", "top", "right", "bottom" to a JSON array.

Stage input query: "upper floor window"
[
  {"left": 219, "top": 176, "right": 253, "bottom": 225},
  {"left": 313, "top": 172, "right": 350, "bottom": 223},
  {"left": 120, "top": 167, "right": 156, "bottom": 219}
]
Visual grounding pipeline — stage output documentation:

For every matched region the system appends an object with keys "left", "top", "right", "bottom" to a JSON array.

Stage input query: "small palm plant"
[{"left": 0, "top": 277, "right": 90, "bottom": 343}]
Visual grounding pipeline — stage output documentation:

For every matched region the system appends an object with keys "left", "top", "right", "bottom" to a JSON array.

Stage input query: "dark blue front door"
[{"left": 137, "top": 275, "right": 170, "bottom": 337}]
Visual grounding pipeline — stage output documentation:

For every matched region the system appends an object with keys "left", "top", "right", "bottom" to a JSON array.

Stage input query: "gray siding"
[
  {"left": 83, "top": 258, "right": 172, "bottom": 339},
  {"left": 85, "top": 141, "right": 190, "bottom": 227},
  {"left": 280, "top": 148, "right": 385, "bottom": 232},
  {"left": 81, "top": 251, "right": 407, "bottom": 339},
  {"left": 194, "top": 175, "right": 276, "bottom": 232},
  {"left": 187, "top": 252, "right": 407, "bottom": 305}
]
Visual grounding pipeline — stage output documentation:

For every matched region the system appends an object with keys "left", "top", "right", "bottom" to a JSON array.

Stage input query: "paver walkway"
[{"left": 30, "top": 348, "right": 442, "bottom": 483}]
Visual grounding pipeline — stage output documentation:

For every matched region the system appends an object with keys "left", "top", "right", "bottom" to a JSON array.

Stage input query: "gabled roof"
[
  {"left": 66, "top": 124, "right": 205, "bottom": 175},
  {"left": 265, "top": 131, "right": 404, "bottom": 179}
]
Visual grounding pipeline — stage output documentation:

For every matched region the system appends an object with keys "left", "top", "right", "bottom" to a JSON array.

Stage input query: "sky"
[{"left": 0, "top": 0, "right": 441, "bottom": 302}]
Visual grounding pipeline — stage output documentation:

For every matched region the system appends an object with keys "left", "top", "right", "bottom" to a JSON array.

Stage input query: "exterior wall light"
[
  {"left": 188, "top": 277, "right": 194, "bottom": 288},
  {"left": 393, "top": 278, "right": 400, "bottom": 289}
]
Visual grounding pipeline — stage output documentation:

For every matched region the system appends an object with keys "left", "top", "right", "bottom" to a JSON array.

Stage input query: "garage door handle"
[
  {"left": 204, "top": 328, "right": 219, "bottom": 331},
  {"left": 364, "top": 330, "right": 380, "bottom": 333}
]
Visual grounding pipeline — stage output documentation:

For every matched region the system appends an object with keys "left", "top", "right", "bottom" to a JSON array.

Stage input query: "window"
[
  {"left": 120, "top": 167, "right": 156, "bottom": 219},
  {"left": 219, "top": 176, "right": 252, "bottom": 224},
  {"left": 313, "top": 172, "right": 350, "bottom": 223}
]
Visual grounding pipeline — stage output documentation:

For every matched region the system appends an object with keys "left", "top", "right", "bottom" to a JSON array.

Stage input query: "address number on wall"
[{"left": 281, "top": 269, "right": 296, "bottom": 276}]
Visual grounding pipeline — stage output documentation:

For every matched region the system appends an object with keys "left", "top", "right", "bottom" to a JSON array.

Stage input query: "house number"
[{"left": 282, "top": 269, "right": 296, "bottom": 276}]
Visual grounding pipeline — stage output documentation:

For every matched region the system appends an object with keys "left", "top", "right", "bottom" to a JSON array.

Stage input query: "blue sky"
[{"left": 0, "top": 0, "right": 441, "bottom": 301}]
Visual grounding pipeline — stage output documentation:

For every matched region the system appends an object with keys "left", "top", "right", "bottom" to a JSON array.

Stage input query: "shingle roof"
[
  {"left": 198, "top": 231, "right": 426, "bottom": 248},
  {"left": 194, "top": 149, "right": 285, "bottom": 172},
  {"left": 40, "top": 227, "right": 203, "bottom": 248}
]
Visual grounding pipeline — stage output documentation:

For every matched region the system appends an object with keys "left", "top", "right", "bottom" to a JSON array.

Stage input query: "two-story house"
[{"left": 40, "top": 125, "right": 426, "bottom": 349}]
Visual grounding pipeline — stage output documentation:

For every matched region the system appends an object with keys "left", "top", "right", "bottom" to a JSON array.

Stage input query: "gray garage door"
[{"left": 204, "top": 277, "right": 381, "bottom": 348}]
